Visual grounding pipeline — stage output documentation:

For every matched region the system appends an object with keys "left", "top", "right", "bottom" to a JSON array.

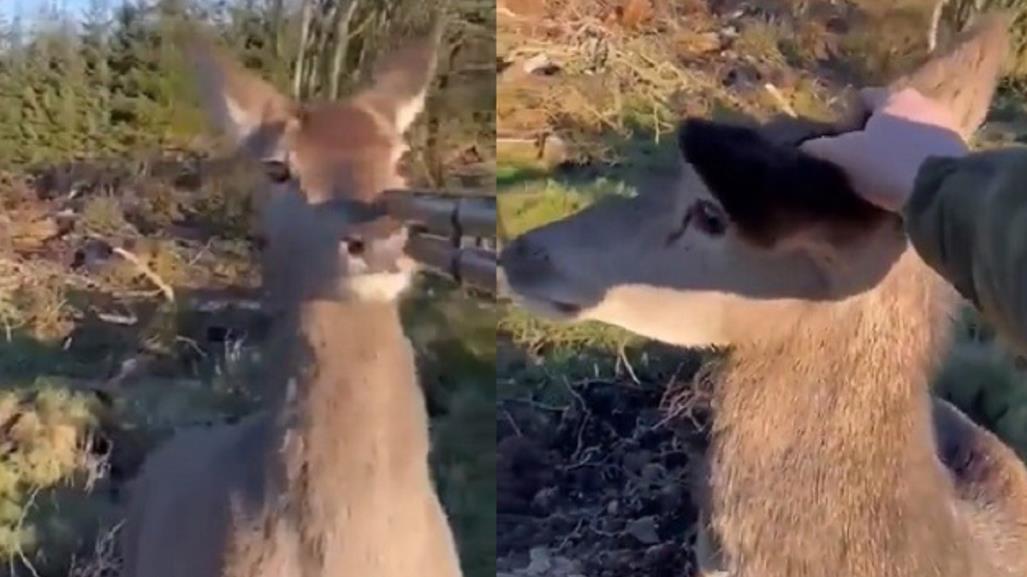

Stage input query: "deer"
[
  {"left": 501, "top": 13, "right": 1027, "bottom": 577},
  {"left": 118, "top": 26, "right": 464, "bottom": 577}
]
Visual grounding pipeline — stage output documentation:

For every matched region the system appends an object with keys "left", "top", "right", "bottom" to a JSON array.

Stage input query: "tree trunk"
[
  {"left": 329, "top": 0, "right": 359, "bottom": 99},
  {"left": 929, "top": 0, "right": 950, "bottom": 52},
  {"left": 269, "top": 0, "right": 284, "bottom": 59},
  {"left": 293, "top": 0, "right": 314, "bottom": 98}
]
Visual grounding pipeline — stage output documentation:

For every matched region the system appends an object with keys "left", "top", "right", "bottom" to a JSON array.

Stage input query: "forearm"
[{"left": 904, "top": 149, "right": 1027, "bottom": 351}]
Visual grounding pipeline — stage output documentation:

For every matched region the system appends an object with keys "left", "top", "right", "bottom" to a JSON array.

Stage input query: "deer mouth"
[
  {"left": 505, "top": 287, "right": 587, "bottom": 320},
  {"left": 499, "top": 243, "right": 597, "bottom": 320}
]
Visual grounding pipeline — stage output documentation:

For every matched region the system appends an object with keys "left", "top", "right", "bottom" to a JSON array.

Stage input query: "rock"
[
  {"left": 526, "top": 546, "right": 552, "bottom": 574},
  {"left": 643, "top": 542, "right": 678, "bottom": 566},
  {"left": 531, "top": 486, "right": 559, "bottom": 511},
  {"left": 640, "top": 462, "right": 666, "bottom": 486},
  {"left": 626, "top": 516, "right": 660, "bottom": 544},
  {"left": 522, "top": 53, "right": 561, "bottom": 76},
  {"left": 540, "top": 134, "right": 569, "bottom": 167}
]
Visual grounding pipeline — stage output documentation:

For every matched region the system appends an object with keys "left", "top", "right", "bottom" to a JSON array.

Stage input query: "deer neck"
[
  {"left": 709, "top": 249, "right": 976, "bottom": 574},
  {"left": 265, "top": 297, "right": 431, "bottom": 508}
]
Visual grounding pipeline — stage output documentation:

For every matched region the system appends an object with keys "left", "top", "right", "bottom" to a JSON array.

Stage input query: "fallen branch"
[
  {"left": 764, "top": 83, "right": 797, "bottom": 117},
  {"left": 112, "top": 247, "right": 175, "bottom": 303}
]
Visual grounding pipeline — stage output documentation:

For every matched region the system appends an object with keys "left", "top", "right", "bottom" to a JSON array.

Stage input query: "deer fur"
[
  {"left": 501, "top": 13, "right": 1027, "bottom": 577},
  {"left": 119, "top": 27, "right": 463, "bottom": 577}
]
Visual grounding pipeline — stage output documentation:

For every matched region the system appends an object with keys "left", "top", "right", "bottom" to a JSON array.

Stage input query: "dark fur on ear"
[{"left": 678, "top": 118, "right": 887, "bottom": 247}]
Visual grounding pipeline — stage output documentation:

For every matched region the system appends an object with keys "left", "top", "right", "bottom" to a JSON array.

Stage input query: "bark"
[
  {"left": 293, "top": 0, "right": 314, "bottom": 98},
  {"left": 269, "top": 0, "right": 284, "bottom": 59},
  {"left": 328, "top": 0, "right": 359, "bottom": 99},
  {"left": 929, "top": 0, "right": 950, "bottom": 52}
]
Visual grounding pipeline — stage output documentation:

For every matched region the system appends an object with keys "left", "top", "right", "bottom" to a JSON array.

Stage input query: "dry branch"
[
  {"left": 112, "top": 247, "right": 176, "bottom": 303},
  {"left": 764, "top": 83, "right": 797, "bottom": 117}
]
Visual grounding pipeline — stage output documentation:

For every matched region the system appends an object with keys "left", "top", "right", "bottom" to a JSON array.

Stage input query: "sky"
[{"left": 0, "top": 0, "right": 96, "bottom": 22}]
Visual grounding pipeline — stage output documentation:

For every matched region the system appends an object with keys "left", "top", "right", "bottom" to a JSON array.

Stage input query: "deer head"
[
  {"left": 500, "top": 14, "right": 1008, "bottom": 348},
  {"left": 184, "top": 26, "right": 441, "bottom": 305}
]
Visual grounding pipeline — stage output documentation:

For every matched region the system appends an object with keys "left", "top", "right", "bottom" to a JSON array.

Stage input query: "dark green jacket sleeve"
[{"left": 905, "top": 148, "right": 1027, "bottom": 351}]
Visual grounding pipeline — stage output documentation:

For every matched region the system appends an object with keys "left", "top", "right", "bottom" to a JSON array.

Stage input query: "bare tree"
[
  {"left": 292, "top": 0, "right": 312, "bottom": 97},
  {"left": 328, "top": 0, "right": 359, "bottom": 99}
]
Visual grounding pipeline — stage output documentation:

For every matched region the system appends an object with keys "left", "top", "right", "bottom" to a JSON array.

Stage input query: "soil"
[{"left": 496, "top": 343, "right": 710, "bottom": 577}]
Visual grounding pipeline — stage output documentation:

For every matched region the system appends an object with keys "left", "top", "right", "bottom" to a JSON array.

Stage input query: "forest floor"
[{"left": 496, "top": 0, "right": 1027, "bottom": 575}]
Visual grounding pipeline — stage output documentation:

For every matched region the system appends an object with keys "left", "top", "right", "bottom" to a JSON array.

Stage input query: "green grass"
[
  {"left": 0, "top": 381, "right": 100, "bottom": 570},
  {"left": 498, "top": 176, "right": 632, "bottom": 237}
]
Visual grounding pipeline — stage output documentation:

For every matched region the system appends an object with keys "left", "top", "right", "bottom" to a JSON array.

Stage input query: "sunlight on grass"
[
  {"left": 498, "top": 176, "right": 632, "bottom": 239},
  {"left": 0, "top": 381, "right": 99, "bottom": 566}
]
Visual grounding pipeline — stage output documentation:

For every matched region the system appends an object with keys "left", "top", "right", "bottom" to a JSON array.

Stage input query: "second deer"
[
  {"left": 119, "top": 27, "right": 463, "bottom": 577},
  {"left": 502, "top": 14, "right": 1027, "bottom": 577}
]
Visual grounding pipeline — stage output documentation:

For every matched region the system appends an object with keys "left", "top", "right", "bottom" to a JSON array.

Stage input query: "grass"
[
  {"left": 0, "top": 382, "right": 100, "bottom": 571},
  {"left": 735, "top": 20, "right": 789, "bottom": 66}
]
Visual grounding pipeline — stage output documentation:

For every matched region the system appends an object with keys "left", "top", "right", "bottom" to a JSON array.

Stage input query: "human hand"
[{"left": 800, "top": 87, "right": 969, "bottom": 212}]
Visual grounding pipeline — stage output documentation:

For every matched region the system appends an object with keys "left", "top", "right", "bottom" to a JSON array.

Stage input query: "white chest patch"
[{"left": 347, "top": 271, "right": 414, "bottom": 302}]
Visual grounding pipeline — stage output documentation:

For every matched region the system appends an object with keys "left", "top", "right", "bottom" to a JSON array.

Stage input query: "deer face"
[
  {"left": 185, "top": 32, "right": 439, "bottom": 303},
  {"left": 501, "top": 120, "right": 902, "bottom": 347}
]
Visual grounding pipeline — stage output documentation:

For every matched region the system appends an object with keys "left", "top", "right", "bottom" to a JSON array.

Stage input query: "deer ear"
[
  {"left": 182, "top": 31, "right": 298, "bottom": 158},
  {"left": 678, "top": 118, "right": 885, "bottom": 247},
  {"left": 889, "top": 12, "right": 1010, "bottom": 141},
  {"left": 354, "top": 24, "right": 442, "bottom": 135}
]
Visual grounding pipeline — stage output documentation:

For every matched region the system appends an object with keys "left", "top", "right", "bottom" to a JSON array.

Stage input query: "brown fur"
[
  {"left": 700, "top": 251, "right": 1027, "bottom": 576},
  {"left": 119, "top": 28, "right": 462, "bottom": 577}
]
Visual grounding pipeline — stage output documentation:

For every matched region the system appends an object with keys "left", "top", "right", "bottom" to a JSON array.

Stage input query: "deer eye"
[
  {"left": 690, "top": 200, "right": 727, "bottom": 237},
  {"left": 263, "top": 160, "right": 292, "bottom": 184}
]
